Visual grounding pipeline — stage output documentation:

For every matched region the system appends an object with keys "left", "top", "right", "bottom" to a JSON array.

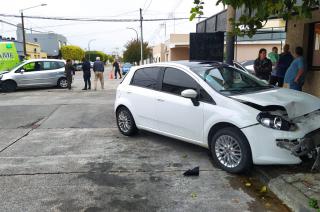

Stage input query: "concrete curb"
[{"left": 254, "top": 167, "right": 314, "bottom": 212}]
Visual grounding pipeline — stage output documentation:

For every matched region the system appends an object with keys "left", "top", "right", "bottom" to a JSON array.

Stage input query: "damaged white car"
[{"left": 114, "top": 61, "right": 320, "bottom": 173}]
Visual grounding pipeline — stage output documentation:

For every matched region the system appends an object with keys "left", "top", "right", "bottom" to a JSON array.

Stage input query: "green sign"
[{"left": 0, "top": 42, "right": 20, "bottom": 73}]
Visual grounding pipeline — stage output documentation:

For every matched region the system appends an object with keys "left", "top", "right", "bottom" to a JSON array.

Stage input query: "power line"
[
  {"left": 143, "top": 0, "right": 153, "bottom": 15},
  {"left": 0, "top": 14, "right": 207, "bottom": 22},
  {"left": 0, "top": 19, "right": 46, "bottom": 33}
]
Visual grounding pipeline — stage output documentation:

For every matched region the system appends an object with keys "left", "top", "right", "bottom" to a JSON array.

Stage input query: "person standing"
[
  {"left": 274, "top": 44, "right": 294, "bottom": 87},
  {"left": 284, "top": 47, "right": 305, "bottom": 91},
  {"left": 82, "top": 58, "right": 91, "bottom": 90},
  {"left": 268, "top": 47, "right": 279, "bottom": 85},
  {"left": 112, "top": 60, "right": 122, "bottom": 79},
  {"left": 254, "top": 48, "right": 272, "bottom": 81},
  {"left": 93, "top": 57, "right": 105, "bottom": 90},
  {"left": 64, "top": 59, "right": 76, "bottom": 90}
]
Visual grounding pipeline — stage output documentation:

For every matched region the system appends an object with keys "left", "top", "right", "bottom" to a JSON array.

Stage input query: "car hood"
[
  {"left": 0, "top": 71, "right": 9, "bottom": 75},
  {"left": 231, "top": 88, "right": 320, "bottom": 119}
]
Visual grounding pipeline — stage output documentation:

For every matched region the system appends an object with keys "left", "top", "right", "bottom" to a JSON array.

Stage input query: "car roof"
[
  {"left": 23, "top": 59, "right": 65, "bottom": 63},
  {"left": 137, "top": 60, "right": 229, "bottom": 71}
]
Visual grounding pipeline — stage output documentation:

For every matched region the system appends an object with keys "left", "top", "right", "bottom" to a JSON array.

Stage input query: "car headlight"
[{"left": 257, "top": 112, "right": 295, "bottom": 131}]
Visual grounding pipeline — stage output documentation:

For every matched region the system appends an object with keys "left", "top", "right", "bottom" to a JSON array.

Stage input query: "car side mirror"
[
  {"left": 181, "top": 89, "right": 200, "bottom": 106},
  {"left": 20, "top": 69, "right": 25, "bottom": 74}
]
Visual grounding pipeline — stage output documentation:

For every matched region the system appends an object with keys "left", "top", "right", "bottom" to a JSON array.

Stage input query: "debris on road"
[
  {"left": 245, "top": 182, "right": 252, "bottom": 187},
  {"left": 183, "top": 166, "right": 199, "bottom": 176},
  {"left": 182, "top": 154, "right": 188, "bottom": 158},
  {"left": 191, "top": 192, "right": 197, "bottom": 199},
  {"left": 260, "top": 185, "right": 268, "bottom": 193}
]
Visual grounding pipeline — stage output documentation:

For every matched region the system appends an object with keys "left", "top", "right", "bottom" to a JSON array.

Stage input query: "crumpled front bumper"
[
  {"left": 276, "top": 128, "right": 320, "bottom": 171},
  {"left": 242, "top": 110, "right": 320, "bottom": 170},
  {"left": 276, "top": 129, "right": 320, "bottom": 157}
]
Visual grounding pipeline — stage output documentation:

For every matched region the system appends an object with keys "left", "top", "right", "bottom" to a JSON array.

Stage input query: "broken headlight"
[{"left": 257, "top": 112, "right": 295, "bottom": 131}]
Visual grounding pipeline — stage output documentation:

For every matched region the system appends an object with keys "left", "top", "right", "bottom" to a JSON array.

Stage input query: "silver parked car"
[{"left": 0, "top": 59, "right": 67, "bottom": 92}]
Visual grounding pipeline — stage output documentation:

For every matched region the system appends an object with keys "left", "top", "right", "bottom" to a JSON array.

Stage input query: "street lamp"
[
  {"left": 88, "top": 39, "right": 96, "bottom": 62},
  {"left": 127, "top": 25, "right": 143, "bottom": 65},
  {"left": 20, "top": 3, "right": 47, "bottom": 58},
  {"left": 126, "top": 27, "right": 139, "bottom": 41}
]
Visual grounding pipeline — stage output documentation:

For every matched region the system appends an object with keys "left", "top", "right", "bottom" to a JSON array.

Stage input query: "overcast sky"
[{"left": 0, "top": 0, "right": 223, "bottom": 54}]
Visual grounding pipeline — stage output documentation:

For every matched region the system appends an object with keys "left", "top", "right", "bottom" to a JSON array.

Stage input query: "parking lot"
[{"left": 0, "top": 70, "right": 289, "bottom": 212}]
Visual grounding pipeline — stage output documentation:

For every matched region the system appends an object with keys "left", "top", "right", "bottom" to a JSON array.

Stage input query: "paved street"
[{"left": 0, "top": 69, "right": 289, "bottom": 212}]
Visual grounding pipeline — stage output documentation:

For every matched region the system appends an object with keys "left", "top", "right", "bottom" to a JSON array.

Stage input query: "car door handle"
[
  {"left": 157, "top": 99, "right": 165, "bottom": 102},
  {"left": 127, "top": 91, "right": 132, "bottom": 94}
]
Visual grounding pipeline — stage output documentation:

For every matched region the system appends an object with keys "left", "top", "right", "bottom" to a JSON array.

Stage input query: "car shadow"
[{"left": 0, "top": 86, "right": 65, "bottom": 94}]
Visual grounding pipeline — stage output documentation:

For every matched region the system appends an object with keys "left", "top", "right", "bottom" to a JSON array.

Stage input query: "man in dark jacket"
[
  {"left": 112, "top": 60, "right": 121, "bottom": 79},
  {"left": 275, "top": 44, "right": 294, "bottom": 87},
  {"left": 93, "top": 57, "right": 105, "bottom": 90},
  {"left": 65, "top": 59, "right": 76, "bottom": 90},
  {"left": 82, "top": 58, "right": 91, "bottom": 90}
]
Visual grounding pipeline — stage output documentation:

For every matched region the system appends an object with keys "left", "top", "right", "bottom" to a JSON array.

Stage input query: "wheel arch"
[
  {"left": 207, "top": 122, "right": 250, "bottom": 151},
  {"left": 2, "top": 79, "right": 17, "bottom": 86},
  {"left": 116, "top": 104, "right": 129, "bottom": 113}
]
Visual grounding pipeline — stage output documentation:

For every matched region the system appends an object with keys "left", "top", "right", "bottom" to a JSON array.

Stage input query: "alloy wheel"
[
  {"left": 118, "top": 110, "right": 132, "bottom": 133},
  {"left": 215, "top": 135, "right": 242, "bottom": 168},
  {"left": 60, "top": 79, "right": 68, "bottom": 88}
]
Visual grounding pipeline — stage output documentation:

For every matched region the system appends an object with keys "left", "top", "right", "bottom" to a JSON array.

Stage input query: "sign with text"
[{"left": 0, "top": 42, "right": 20, "bottom": 72}]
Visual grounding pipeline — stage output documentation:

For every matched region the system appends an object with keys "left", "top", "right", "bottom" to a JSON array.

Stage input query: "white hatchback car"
[{"left": 114, "top": 61, "right": 320, "bottom": 173}]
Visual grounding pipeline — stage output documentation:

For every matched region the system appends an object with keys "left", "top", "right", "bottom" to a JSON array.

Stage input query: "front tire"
[
  {"left": 116, "top": 106, "right": 138, "bottom": 136},
  {"left": 210, "top": 127, "right": 252, "bottom": 173},
  {"left": 57, "top": 77, "right": 68, "bottom": 89},
  {"left": 1, "top": 80, "right": 17, "bottom": 92}
]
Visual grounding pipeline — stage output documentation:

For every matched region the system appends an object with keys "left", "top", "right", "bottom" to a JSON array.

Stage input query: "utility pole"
[
  {"left": 140, "top": 8, "right": 144, "bottom": 65},
  {"left": 88, "top": 39, "right": 96, "bottom": 62},
  {"left": 19, "top": 3, "right": 47, "bottom": 59},
  {"left": 226, "top": 6, "right": 236, "bottom": 65},
  {"left": 161, "top": 22, "right": 167, "bottom": 41},
  {"left": 20, "top": 12, "right": 27, "bottom": 57}
]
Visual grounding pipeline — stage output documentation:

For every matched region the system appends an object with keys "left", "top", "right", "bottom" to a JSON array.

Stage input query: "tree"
[
  {"left": 85, "top": 51, "right": 109, "bottom": 63},
  {"left": 60, "top": 45, "right": 85, "bottom": 61},
  {"left": 107, "top": 55, "right": 115, "bottom": 63},
  {"left": 123, "top": 39, "right": 152, "bottom": 64},
  {"left": 190, "top": 0, "right": 319, "bottom": 37}
]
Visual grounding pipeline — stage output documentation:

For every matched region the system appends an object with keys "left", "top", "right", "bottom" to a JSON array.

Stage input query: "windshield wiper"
[{"left": 219, "top": 88, "right": 243, "bottom": 92}]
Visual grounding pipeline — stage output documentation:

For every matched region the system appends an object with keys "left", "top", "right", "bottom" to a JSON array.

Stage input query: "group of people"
[
  {"left": 64, "top": 57, "right": 122, "bottom": 90},
  {"left": 254, "top": 44, "right": 305, "bottom": 91}
]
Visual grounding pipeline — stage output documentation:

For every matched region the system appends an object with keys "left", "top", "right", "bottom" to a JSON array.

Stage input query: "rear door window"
[
  {"left": 42, "top": 61, "right": 52, "bottom": 70},
  {"left": 131, "top": 67, "right": 161, "bottom": 90},
  {"left": 161, "top": 67, "right": 198, "bottom": 96}
]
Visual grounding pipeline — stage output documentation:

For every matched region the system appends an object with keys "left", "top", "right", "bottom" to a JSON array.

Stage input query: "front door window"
[{"left": 20, "top": 62, "right": 42, "bottom": 72}]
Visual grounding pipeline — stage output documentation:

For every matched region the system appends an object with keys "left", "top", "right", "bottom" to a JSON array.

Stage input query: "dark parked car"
[{"left": 73, "top": 63, "right": 83, "bottom": 71}]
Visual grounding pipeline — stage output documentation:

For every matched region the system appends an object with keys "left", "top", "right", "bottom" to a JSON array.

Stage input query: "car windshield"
[{"left": 192, "top": 65, "right": 273, "bottom": 95}]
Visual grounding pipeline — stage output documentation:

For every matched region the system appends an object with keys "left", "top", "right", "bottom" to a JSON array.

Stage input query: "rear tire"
[
  {"left": 1, "top": 80, "right": 17, "bottom": 92},
  {"left": 116, "top": 106, "right": 138, "bottom": 136},
  {"left": 210, "top": 127, "right": 252, "bottom": 173},
  {"left": 57, "top": 78, "right": 68, "bottom": 89}
]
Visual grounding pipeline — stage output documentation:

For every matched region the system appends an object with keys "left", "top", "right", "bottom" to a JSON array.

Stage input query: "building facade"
[
  {"left": 152, "top": 34, "right": 190, "bottom": 62},
  {"left": 17, "top": 24, "right": 67, "bottom": 58},
  {"left": 25, "top": 42, "right": 47, "bottom": 59}
]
